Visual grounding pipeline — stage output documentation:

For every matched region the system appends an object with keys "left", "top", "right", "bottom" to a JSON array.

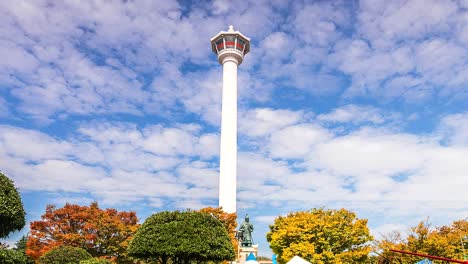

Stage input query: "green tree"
[
  {"left": 0, "top": 247, "right": 33, "bottom": 264},
  {"left": 266, "top": 208, "right": 373, "bottom": 264},
  {"left": 39, "top": 246, "right": 93, "bottom": 264},
  {"left": 80, "top": 258, "right": 113, "bottom": 264},
  {"left": 13, "top": 235, "right": 35, "bottom": 264},
  {"left": 198, "top": 207, "right": 238, "bottom": 257},
  {"left": 128, "top": 210, "right": 235, "bottom": 264},
  {"left": 0, "top": 172, "right": 26, "bottom": 238},
  {"left": 15, "top": 234, "right": 28, "bottom": 252}
]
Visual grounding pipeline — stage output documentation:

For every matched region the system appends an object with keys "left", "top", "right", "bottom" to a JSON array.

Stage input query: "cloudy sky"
[{"left": 1, "top": 0, "right": 468, "bottom": 255}]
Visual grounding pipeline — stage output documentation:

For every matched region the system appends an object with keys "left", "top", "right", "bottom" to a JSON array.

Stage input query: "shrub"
[
  {"left": 39, "top": 246, "right": 93, "bottom": 264},
  {"left": 0, "top": 248, "right": 34, "bottom": 264},
  {"left": 0, "top": 172, "right": 26, "bottom": 238},
  {"left": 128, "top": 210, "right": 235, "bottom": 264},
  {"left": 80, "top": 258, "right": 113, "bottom": 264}
]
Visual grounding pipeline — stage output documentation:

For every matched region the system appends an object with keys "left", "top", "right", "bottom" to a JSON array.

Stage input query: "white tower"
[{"left": 211, "top": 26, "right": 250, "bottom": 213}]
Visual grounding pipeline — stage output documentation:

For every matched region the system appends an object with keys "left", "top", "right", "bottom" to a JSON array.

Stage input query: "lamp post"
[{"left": 210, "top": 26, "right": 250, "bottom": 213}]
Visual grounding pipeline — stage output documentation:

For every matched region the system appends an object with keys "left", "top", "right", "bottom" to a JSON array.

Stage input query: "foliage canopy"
[
  {"left": 0, "top": 247, "right": 34, "bottom": 264},
  {"left": 39, "top": 246, "right": 93, "bottom": 264},
  {"left": 79, "top": 258, "right": 113, "bottom": 264},
  {"left": 198, "top": 207, "right": 238, "bottom": 256},
  {"left": 266, "top": 208, "right": 373, "bottom": 264},
  {"left": 0, "top": 172, "right": 26, "bottom": 238},
  {"left": 27, "top": 202, "right": 139, "bottom": 262},
  {"left": 375, "top": 218, "right": 468, "bottom": 263},
  {"left": 128, "top": 210, "right": 235, "bottom": 264}
]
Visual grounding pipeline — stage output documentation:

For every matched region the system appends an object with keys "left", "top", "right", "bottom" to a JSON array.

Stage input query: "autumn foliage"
[
  {"left": 267, "top": 208, "right": 373, "bottom": 264},
  {"left": 375, "top": 218, "right": 468, "bottom": 263},
  {"left": 26, "top": 202, "right": 139, "bottom": 262}
]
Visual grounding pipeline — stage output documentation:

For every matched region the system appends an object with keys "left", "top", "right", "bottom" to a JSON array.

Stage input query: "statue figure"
[{"left": 238, "top": 214, "right": 254, "bottom": 247}]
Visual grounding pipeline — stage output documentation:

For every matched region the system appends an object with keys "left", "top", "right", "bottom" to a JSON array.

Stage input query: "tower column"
[
  {"left": 211, "top": 25, "right": 250, "bottom": 214},
  {"left": 219, "top": 56, "right": 239, "bottom": 213}
]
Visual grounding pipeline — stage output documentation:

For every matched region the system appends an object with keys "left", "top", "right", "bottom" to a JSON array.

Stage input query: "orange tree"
[
  {"left": 267, "top": 208, "right": 373, "bottom": 264},
  {"left": 26, "top": 202, "right": 139, "bottom": 262}
]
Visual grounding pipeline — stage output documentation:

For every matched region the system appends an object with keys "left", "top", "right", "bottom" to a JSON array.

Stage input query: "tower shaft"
[
  {"left": 219, "top": 56, "right": 238, "bottom": 213},
  {"left": 211, "top": 25, "right": 250, "bottom": 214}
]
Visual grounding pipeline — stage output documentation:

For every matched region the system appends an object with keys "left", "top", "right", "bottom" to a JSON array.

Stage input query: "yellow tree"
[
  {"left": 266, "top": 208, "right": 373, "bottom": 264},
  {"left": 375, "top": 218, "right": 468, "bottom": 263}
]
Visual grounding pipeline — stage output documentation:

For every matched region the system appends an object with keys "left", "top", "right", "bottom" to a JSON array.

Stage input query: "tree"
[
  {"left": 80, "top": 258, "right": 113, "bottom": 264},
  {"left": 266, "top": 208, "right": 373, "bottom": 264},
  {"left": 0, "top": 248, "right": 34, "bottom": 264},
  {"left": 375, "top": 218, "right": 468, "bottom": 263},
  {"left": 27, "top": 202, "right": 139, "bottom": 262},
  {"left": 198, "top": 207, "right": 238, "bottom": 255},
  {"left": 15, "top": 235, "right": 28, "bottom": 252},
  {"left": 128, "top": 210, "right": 236, "bottom": 264},
  {"left": 12, "top": 235, "right": 35, "bottom": 264},
  {"left": 39, "top": 246, "right": 93, "bottom": 264},
  {"left": 0, "top": 172, "right": 26, "bottom": 238}
]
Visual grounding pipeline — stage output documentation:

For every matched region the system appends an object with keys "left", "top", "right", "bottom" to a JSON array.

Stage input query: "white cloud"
[
  {"left": 292, "top": 1, "right": 350, "bottom": 47},
  {"left": 439, "top": 112, "right": 468, "bottom": 146},
  {"left": 358, "top": 0, "right": 458, "bottom": 48},
  {"left": 261, "top": 32, "right": 291, "bottom": 61},
  {"left": 0, "top": 96, "right": 10, "bottom": 117},
  {"left": 239, "top": 108, "right": 305, "bottom": 137},
  {"left": 232, "top": 108, "right": 468, "bottom": 215},
  {"left": 268, "top": 124, "right": 331, "bottom": 159},
  {"left": 0, "top": 122, "right": 223, "bottom": 206},
  {"left": 317, "top": 104, "right": 390, "bottom": 124},
  {"left": 328, "top": 0, "right": 468, "bottom": 101}
]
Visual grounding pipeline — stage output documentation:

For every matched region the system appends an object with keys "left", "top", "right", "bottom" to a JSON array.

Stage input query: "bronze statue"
[{"left": 238, "top": 214, "right": 254, "bottom": 247}]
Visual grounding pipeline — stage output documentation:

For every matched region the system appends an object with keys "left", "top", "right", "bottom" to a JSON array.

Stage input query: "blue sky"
[{"left": 1, "top": 0, "right": 468, "bottom": 256}]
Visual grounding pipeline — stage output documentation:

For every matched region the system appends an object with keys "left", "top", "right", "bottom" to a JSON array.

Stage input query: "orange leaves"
[{"left": 26, "top": 202, "right": 139, "bottom": 262}]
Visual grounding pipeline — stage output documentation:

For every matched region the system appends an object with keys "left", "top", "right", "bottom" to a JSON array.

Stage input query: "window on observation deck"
[
  {"left": 216, "top": 38, "right": 224, "bottom": 51},
  {"left": 236, "top": 38, "right": 245, "bottom": 51},
  {"left": 225, "top": 36, "right": 235, "bottom": 49}
]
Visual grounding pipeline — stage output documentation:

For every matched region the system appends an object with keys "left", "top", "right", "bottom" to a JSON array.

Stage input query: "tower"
[{"left": 211, "top": 26, "right": 250, "bottom": 213}]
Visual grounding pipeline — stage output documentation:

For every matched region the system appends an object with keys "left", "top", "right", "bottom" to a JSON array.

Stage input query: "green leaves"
[
  {"left": 0, "top": 172, "right": 26, "bottom": 238},
  {"left": 39, "top": 246, "right": 93, "bottom": 264},
  {"left": 266, "top": 208, "right": 373, "bottom": 264},
  {"left": 79, "top": 258, "right": 113, "bottom": 264},
  {"left": 0, "top": 248, "right": 34, "bottom": 264},
  {"left": 128, "top": 210, "right": 235, "bottom": 263}
]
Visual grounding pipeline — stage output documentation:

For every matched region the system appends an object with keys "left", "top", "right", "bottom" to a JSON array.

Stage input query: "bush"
[
  {"left": 80, "top": 258, "right": 113, "bottom": 264},
  {"left": 0, "top": 172, "right": 26, "bottom": 238},
  {"left": 128, "top": 210, "right": 235, "bottom": 264},
  {"left": 39, "top": 246, "right": 93, "bottom": 264},
  {"left": 0, "top": 248, "right": 34, "bottom": 264}
]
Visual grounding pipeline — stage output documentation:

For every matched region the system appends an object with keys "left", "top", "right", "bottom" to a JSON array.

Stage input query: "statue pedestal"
[{"left": 237, "top": 245, "right": 258, "bottom": 264}]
